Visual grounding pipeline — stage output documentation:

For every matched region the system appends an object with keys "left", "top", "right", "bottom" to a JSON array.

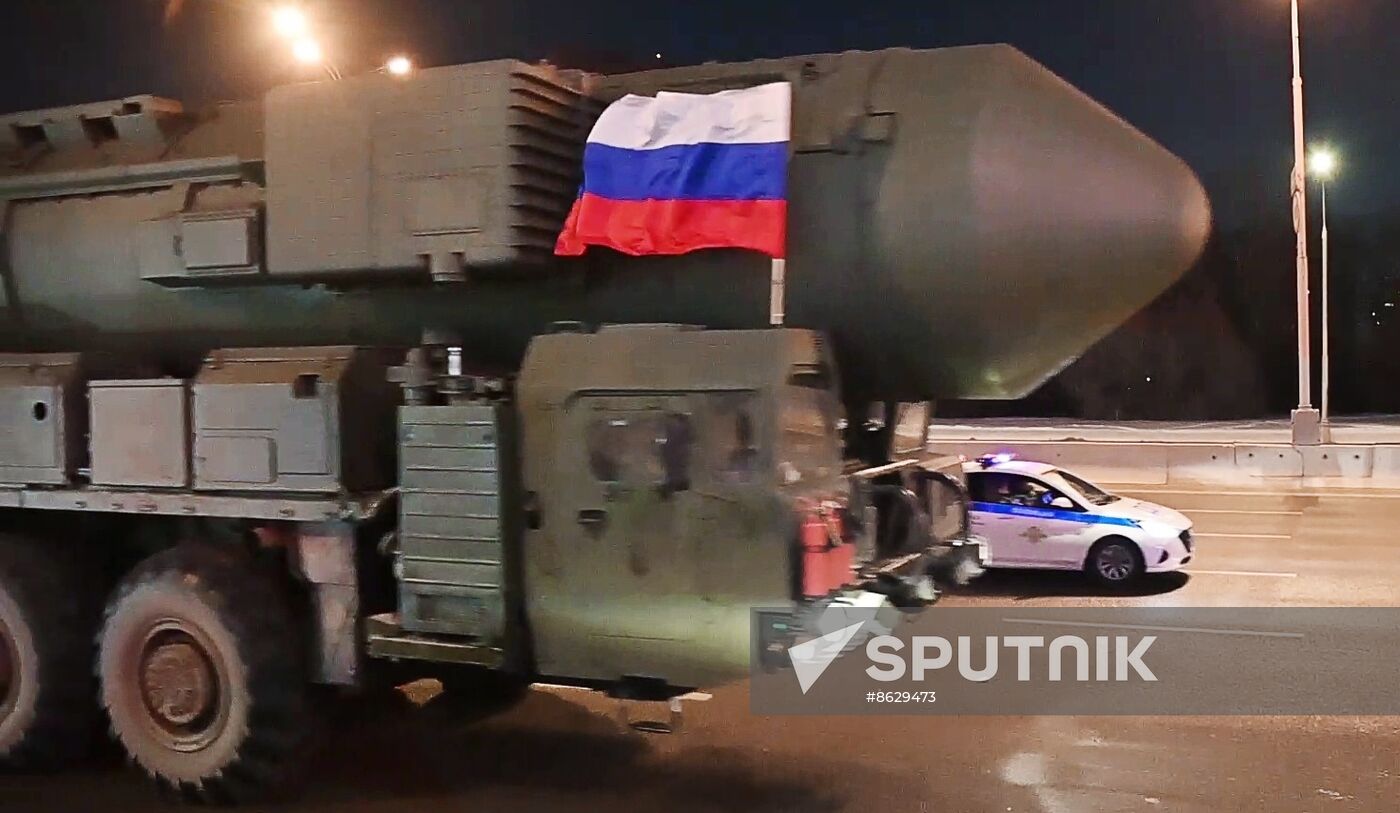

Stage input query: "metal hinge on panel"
[{"left": 860, "top": 112, "right": 898, "bottom": 144}]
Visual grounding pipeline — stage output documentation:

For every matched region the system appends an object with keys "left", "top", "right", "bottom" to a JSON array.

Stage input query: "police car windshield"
[{"left": 1047, "top": 469, "right": 1119, "bottom": 506}]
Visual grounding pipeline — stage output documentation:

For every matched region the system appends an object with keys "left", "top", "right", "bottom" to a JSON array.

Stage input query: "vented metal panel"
[
  {"left": 502, "top": 67, "right": 597, "bottom": 260},
  {"left": 397, "top": 404, "right": 505, "bottom": 640},
  {"left": 265, "top": 60, "right": 590, "bottom": 280}
]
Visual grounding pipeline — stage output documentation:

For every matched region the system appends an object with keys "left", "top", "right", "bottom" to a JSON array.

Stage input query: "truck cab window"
[
  {"left": 708, "top": 394, "right": 762, "bottom": 485},
  {"left": 586, "top": 412, "right": 693, "bottom": 493},
  {"left": 779, "top": 366, "right": 842, "bottom": 486},
  {"left": 587, "top": 418, "right": 626, "bottom": 483},
  {"left": 726, "top": 411, "right": 759, "bottom": 481},
  {"left": 659, "top": 413, "right": 693, "bottom": 493}
]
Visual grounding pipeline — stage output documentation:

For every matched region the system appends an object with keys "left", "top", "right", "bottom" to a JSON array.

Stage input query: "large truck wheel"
[
  {"left": 0, "top": 537, "right": 97, "bottom": 766},
  {"left": 98, "top": 545, "right": 309, "bottom": 803}
]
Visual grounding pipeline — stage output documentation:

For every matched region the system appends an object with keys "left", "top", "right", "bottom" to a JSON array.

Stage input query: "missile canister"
[{"left": 0, "top": 45, "right": 1209, "bottom": 403}]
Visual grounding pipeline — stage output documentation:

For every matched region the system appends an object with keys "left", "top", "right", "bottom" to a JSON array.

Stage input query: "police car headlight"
[{"left": 1139, "top": 521, "right": 1178, "bottom": 540}]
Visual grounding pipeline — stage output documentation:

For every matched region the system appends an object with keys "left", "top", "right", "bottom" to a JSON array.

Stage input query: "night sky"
[{"left": 0, "top": 0, "right": 1395, "bottom": 229}]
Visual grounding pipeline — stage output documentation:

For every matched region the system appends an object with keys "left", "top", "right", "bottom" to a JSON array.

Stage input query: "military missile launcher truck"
[{"left": 0, "top": 45, "right": 1208, "bottom": 801}]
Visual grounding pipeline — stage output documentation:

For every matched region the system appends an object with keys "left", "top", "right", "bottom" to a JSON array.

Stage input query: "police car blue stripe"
[{"left": 970, "top": 502, "right": 1141, "bottom": 528}]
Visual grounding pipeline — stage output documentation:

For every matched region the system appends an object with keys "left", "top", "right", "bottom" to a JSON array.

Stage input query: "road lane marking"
[
  {"left": 1118, "top": 488, "right": 1400, "bottom": 500},
  {"left": 1193, "top": 532, "right": 1291, "bottom": 540},
  {"left": 1182, "top": 509, "right": 1303, "bottom": 516},
  {"left": 1003, "top": 617, "right": 1304, "bottom": 638},
  {"left": 1185, "top": 568, "right": 1298, "bottom": 578}
]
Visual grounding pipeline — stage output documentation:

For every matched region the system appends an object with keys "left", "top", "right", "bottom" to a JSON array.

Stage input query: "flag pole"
[{"left": 769, "top": 258, "right": 786, "bottom": 326}]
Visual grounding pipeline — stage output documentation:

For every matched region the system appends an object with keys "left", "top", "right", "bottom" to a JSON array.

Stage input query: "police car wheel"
[{"left": 1086, "top": 538, "right": 1143, "bottom": 587}]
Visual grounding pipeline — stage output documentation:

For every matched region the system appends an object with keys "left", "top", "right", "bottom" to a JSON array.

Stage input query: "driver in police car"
[{"left": 996, "top": 477, "right": 1046, "bottom": 508}]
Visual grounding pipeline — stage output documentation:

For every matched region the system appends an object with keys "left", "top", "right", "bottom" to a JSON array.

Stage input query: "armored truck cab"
[{"left": 518, "top": 327, "right": 848, "bottom": 687}]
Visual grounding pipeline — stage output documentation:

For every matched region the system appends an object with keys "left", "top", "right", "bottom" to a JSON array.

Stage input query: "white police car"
[{"left": 963, "top": 455, "right": 1194, "bottom": 586}]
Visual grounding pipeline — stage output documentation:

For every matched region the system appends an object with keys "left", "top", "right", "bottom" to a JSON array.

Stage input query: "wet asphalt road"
[{"left": 5, "top": 484, "right": 1399, "bottom": 812}]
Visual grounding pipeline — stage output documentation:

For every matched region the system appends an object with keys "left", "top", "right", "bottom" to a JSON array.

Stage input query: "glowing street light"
[
  {"left": 1310, "top": 148, "right": 1337, "bottom": 181},
  {"left": 272, "top": 6, "right": 309, "bottom": 39},
  {"left": 291, "top": 38, "right": 323, "bottom": 65},
  {"left": 272, "top": 6, "right": 342, "bottom": 80},
  {"left": 385, "top": 55, "right": 414, "bottom": 76},
  {"left": 291, "top": 38, "right": 342, "bottom": 80}
]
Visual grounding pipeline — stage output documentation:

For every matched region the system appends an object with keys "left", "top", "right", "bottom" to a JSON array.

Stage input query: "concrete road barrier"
[{"left": 928, "top": 419, "right": 1400, "bottom": 488}]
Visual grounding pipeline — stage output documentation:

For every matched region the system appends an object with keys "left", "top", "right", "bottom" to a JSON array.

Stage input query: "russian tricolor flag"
[{"left": 555, "top": 83, "right": 791, "bottom": 259}]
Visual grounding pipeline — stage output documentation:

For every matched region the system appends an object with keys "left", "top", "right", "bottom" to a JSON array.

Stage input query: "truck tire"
[
  {"left": 98, "top": 545, "right": 308, "bottom": 803},
  {"left": 0, "top": 537, "right": 97, "bottom": 766}
]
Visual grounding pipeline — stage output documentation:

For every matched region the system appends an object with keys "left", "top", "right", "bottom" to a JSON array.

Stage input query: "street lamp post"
[
  {"left": 1320, "top": 174, "right": 1330, "bottom": 431},
  {"left": 1311, "top": 148, "right": 1338, "bottom": 434},
  {"left": 1289, "top": 0, "right": 1322, "bottom": 445}
]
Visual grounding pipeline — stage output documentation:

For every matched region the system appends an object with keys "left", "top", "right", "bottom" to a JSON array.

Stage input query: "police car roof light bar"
[{"left": 977, "top": 453, "right": 1016, "bottom": 468}]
